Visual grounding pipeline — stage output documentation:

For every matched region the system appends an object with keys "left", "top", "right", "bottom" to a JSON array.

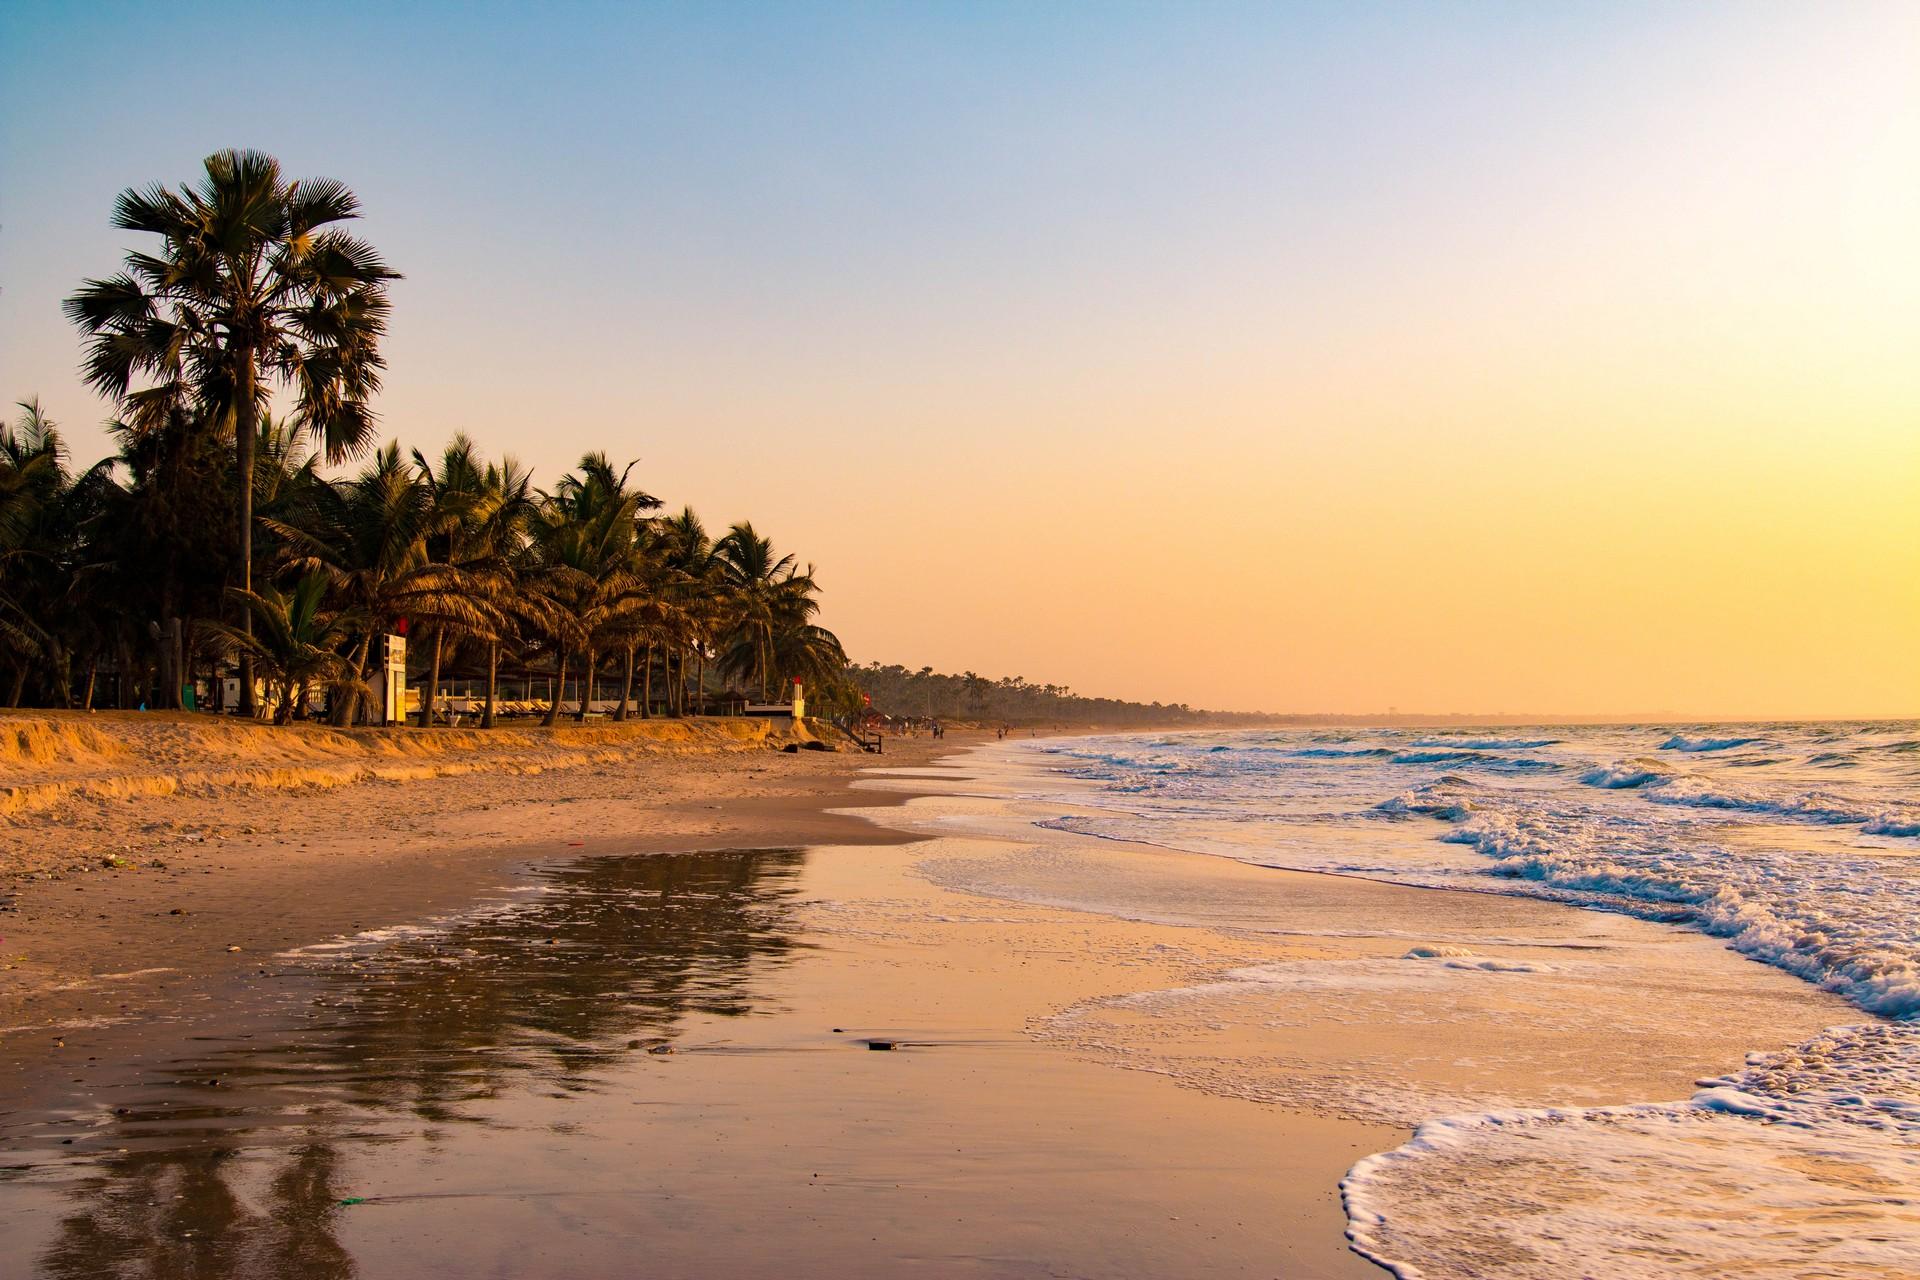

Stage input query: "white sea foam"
[{"left": 1342, "top": 1021, "right": 1920, "bottom": 1279}]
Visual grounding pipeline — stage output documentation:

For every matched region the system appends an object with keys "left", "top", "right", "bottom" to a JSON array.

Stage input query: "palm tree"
[
  {"left": 215, "top": 573, "right": 362, "bottom": 725},
  {"left": 271, "top": 444, "right": 502, "bottom": 725},
  {"left": 657, "top": 508, "right": 720, "bottom": 716},
  {"left": 65, "top": 149, "right": 398, "bottom": 715},
  {"left": 470, "top": 453, "right": 539, "bottom": 729},
  {"left": 0, "top": 402, "right": 119, "bottom": 707},
  {"left": 767, "top": 617, "right": 848, "bottom": 694},
  {"left": 526, "top": 454, "right": 658, "bottom": 725},
  {"left": 409, "top": 436, "right": 530, "bottom": 727},
  {"left": 714, "top": 523, "right": 828, "bottom": 702}
]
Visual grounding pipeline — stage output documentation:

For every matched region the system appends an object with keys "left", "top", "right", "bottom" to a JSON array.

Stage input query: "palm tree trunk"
[
  {"left": 5, "top": 664, "right": 24, "bottom": 708},
  {"left": 82, "top": 659, "right": 97, "bottom": 711},
  {"left": 481, "top": 641, "right": 499, "bottom": 729},
  {"left": 50, "top": 642, "right": 73, "bottom": 709},
  {"left": 418, "top": 627, "right": 444, "bottom": 728},
  {"left": 334, "top": 633, "right": 372, "bottom": 726},
  {"left": 575, "top": 646, "right": 595, "bottom": 722},
  {"left": 642, "top": 641, "right": 653, "bottom": 718},
  {"left": 234, "top": 363, "right": 258, "bottom": 718},
  {"left": 116, "top": 638, "right": 134, "bottom": 709},
  {"left": 614, "top": 645, "right": 635, "bottom": 722},
  {"left": 694, "top": 648, "right": 706, "bottom": 716},
  {"left": 542, "top": 651, "right": 567, "bottom": 727}
]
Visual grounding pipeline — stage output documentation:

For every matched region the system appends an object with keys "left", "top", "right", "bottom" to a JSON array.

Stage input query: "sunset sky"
[{"left": 3, "top": 2, "right": 1915, "bottom": 718}]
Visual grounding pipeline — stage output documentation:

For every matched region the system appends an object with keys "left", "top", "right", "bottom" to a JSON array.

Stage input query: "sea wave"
[
  {"left": 1375, "top": 779, "right": 1479, "bottom": 820},
  {"left": 1343, "top": 1019, "right": 1920, "bottom": 1280},
  {"left": 1659, "top": 734, "right": 1762, "bottom": 752},
  {"left": 1390, "top": 749, "right": 1559, "bottom": 771},
  {"left": 1579, "top": 760, "right": 1669, "bottom": 789},
  {"left": 1288, "top": 747, "right": 1395, "bottom": 759},
  {"left": 1407, "top": 737, "right": 1560, "bottom": 750},
  {"left": 1641, "top": 776, "right": 1875, "bottom": 826}
]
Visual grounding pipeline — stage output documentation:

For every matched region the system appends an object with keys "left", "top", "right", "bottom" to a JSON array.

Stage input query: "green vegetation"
[
  {"left": 0, "top": 151, "right": 845, "bottom": 722},
  {"left": 849, "top": 663, "right": 1268, "bottom": 728}
]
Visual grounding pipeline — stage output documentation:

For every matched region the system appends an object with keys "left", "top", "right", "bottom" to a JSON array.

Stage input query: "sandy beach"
[{"left": 0, "top": 716, "right": 1886, "bottom": 1277}]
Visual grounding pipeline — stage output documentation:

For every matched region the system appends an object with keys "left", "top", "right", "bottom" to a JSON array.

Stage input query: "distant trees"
[{"left": 846, "top": 662, "right": 1255, "bottom": 727}]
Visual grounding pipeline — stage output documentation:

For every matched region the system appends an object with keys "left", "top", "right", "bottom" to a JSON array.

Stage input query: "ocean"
[{"left": 1014, "top": 723, "right": 1920, "bottom": 1277}]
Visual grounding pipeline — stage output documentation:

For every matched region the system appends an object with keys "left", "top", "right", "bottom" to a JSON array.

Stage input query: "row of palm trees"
[
  {"left": 0, "top": 402, "right": 849, "bottom": 725},
  {"left": 0, "top": 148, "right": 850, "bottom": 724}
]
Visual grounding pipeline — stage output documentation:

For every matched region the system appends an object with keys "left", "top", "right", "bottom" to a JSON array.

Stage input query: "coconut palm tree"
[
  {"left": 65, "top": 149, "right": 398, "bottom": 715},
  {"left": 0, "top": 402, "right": 119, "bottom": 707},
  {"left": 215, "top": 572, "right": 362, "bottom": 725},
  {"left": 409, "top": 436, "right": 532, "bottom": 727},
  {"left": 766, "top": 617, "right": 848, "bottom": 693},
  {"left": 470, "top": 453, "right": 539, "bottom": 729},
  {"left": 657, "top": 508, "right": 721, "bottom": 715},
  {"left": 713, "top": 523, "right": 828, "bottom": 702},
  {"left": 271, "top": 444, "right": 503, "bottom": 725},
  {"left": 526, "top": 454, "right": 658, "bottom": 725}
]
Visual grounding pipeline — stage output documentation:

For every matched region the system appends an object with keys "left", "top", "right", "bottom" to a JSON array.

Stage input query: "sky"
[{"left": 2, "top": 1, "right": 1916, "bottom": 719}]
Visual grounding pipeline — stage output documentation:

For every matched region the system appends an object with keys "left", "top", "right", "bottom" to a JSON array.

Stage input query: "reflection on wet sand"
[{"left": 20, "top": 850, "right": 808, "bottom": 1280}]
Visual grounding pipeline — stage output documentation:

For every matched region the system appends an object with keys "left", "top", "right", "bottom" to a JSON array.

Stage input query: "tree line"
[
  {"left": 0, "top": 150, "right": 850, "bottom": 725},
  {"left": 851, "top": 663, "right": 1269, "bottom": 727}
]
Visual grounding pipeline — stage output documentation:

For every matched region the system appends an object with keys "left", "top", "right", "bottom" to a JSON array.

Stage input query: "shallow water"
[
  {"left": 0, "top": 850, "right": 812, "bottom": 1278},
  {"left": 1005, "top": 724, "right": 1920, "bottom": 1278}
]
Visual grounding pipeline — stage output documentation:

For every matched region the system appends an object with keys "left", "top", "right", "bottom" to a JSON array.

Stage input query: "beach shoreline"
[{"left": 0, "top": 718, "right": 1890, "bottom": 1278}]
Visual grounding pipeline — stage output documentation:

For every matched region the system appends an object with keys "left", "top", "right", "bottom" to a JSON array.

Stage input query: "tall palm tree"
[
  {"left": 65, "top": 149, "right": 398, "bottom": 715},
  {"left": 471, "top": 452, "right": 539, "bottom": 729}
]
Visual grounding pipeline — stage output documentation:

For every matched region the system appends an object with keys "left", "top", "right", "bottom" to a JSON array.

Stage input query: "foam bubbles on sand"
[{"left": 1344, "top": 1022, "right": 1920, "bottom": 1280}]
